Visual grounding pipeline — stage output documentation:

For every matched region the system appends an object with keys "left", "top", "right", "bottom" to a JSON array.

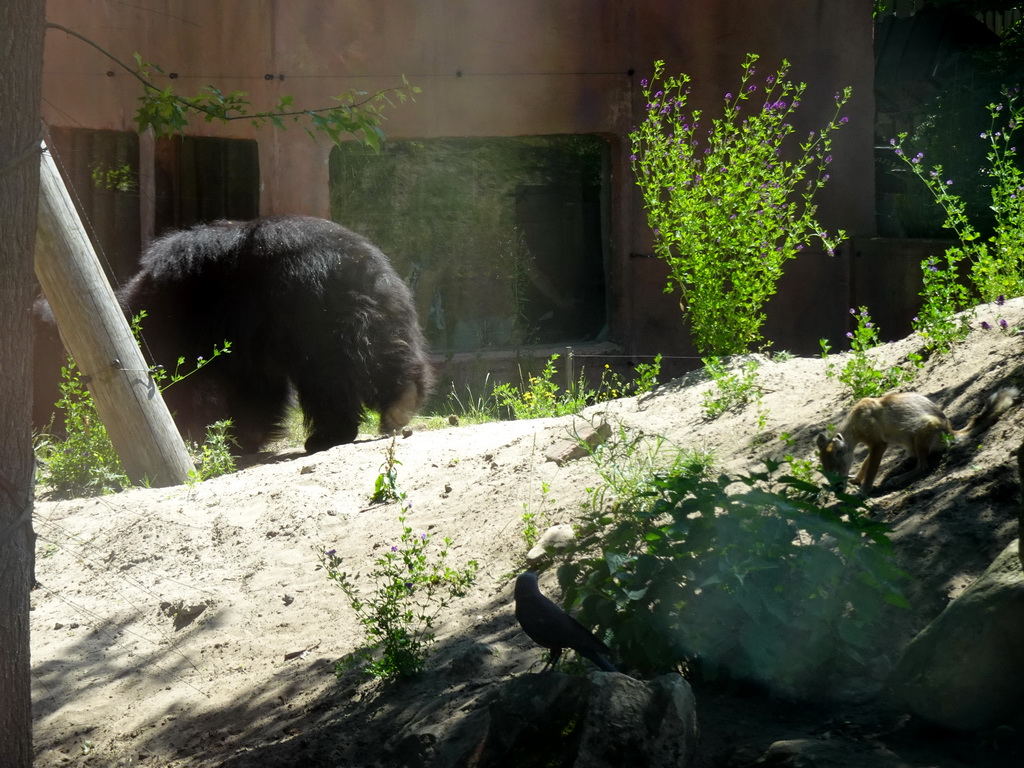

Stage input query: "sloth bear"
[{"left": 114, "top": 215, "right": 432, "bottom": 453}]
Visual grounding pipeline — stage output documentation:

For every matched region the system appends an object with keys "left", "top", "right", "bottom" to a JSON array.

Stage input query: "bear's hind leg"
[
  {"left": 224, "top": 374, "right": 291, "bottom": 454},
  {"left": 292, "top": 369, "right": 362, "bottom": 453}
]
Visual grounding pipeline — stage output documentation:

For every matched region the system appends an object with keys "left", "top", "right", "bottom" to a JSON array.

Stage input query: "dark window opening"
[
  {"left": 153, "top": 135, "right": 259, "bottom": 234},
  {"left": 329, "top": 135, "right": 610, "bottom": 353},
  {"left": 47, "top": 127, "right": 142, "bottom": 285}
]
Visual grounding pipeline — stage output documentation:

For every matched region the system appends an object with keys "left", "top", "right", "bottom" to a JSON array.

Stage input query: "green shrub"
[
  {"left": 36, "top": 312, "right": 235, "bottom": 495},
  {"left": 560, "top": 461, "right": 907, "bottom": 693},
  {"left": 631, "top": 54, "right": 850, "bottom": 354},
  {"left": 35, "top": 357, "right": 129, "bottom": 497},
  {"left": 318, "top": 509, "right": 478, "bottom": 679},
  {"left": 187, "top": 419, "right": 237, "bottom": 482},
  {"left": 891, "top": 90, "right": 1024, "bottom": 351},
  {"left": 822, "top": 307, "right": 921, "bottom": 399},
  {"left": 371, "top": 437, "right": 402, "bottom": 504},
  {"left": 700, "top": 356, "right": 769, "bottom": 428}
]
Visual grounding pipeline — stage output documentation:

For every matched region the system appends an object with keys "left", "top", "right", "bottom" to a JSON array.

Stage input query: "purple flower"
[
  {"left": 640, "top": 78, "right": 648, "bottom": 88},
  {"left": 725, "top": 92, "right": 733, "bottom": 100},
  {"left": 325, "top": 549, "right": 336, "bottom": 557},
  {"left": 421, "top": 532, "right": 428, "bottom": 541},
  {"left": 840, "top": 116, "right": 849, "bottom": 124},
  {"left": 980, "top": 321, "right": 992, "bottom": 330},
  {"left": 846, "top": 331, "right": 854, "bottom": 339},
  {"left": 824, "top": 155, "right": 833, "bottom": 164},
  {"left": 997, "top": 295, "right": 1006, "bottom": 306},
  {"left": 1000, "top": 318, "right": 1009, "bottom": 329},
  {"left": 391, "top": 545, "right": 399, "bottom": 552}
]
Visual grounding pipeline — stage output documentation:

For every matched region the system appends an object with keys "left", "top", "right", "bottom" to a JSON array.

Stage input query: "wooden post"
[{"left": 34, "top": 140, "right": 192, "bottom": 488}]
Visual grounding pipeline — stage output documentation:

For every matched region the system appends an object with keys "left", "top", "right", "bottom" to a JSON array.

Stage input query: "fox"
[{"left": 816, "top": 386, "right": 1017, "bottom": 493}]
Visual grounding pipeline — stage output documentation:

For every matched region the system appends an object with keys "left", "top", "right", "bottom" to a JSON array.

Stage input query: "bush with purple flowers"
[
  {"left": 318, "top": 504, "right": 478, "bottom": 679},
  {"left": 891, "top": 89, "right": 1024, "bottom": 352},
  {"left": 821, "top": 307, "right": 920, "bottom": 400},
  {"left": 631, "top": 54, "right": 851, "bottom": 354}
]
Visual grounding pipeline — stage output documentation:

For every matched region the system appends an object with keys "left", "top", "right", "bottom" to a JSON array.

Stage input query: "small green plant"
[
  {"left": 891, "top": 90, "right": 1024, "bottom": 351},
  {"left": 521, "top": 480, "right": 555, "bottom": 550},
  {"left": 318, "top": 509, "right": 479, "bottom": 679},
  {"left": 822, "top": 307, "right": 921, "bottom": 399},
  {"left": 492, "top": 354, "right": 592, "bottom": 419},
  {"left": 631, "top": 54, "right": 851, "bottom": 354},
  {"left": 777, "top": 434, "right": 827, "bottom": 503},
  {"left": 583, "top": 424, "right": 715, "bottom": 516},
  {"left": 371, "top": 437, "right": 401, "bottom": 504},
  {"left": 561, "top": 461, "right": 908, "bottom": 691},
  {"left": 979, "top": 295, "right": 1017, "bottom": 334},
  {"left": 593, "top": 355, "right": 663, "bottom": 403},
  {"left": 914, "top": 254, "right": 974, "bottom": 353},
  {"left": 90, "top": 161, "right": 137, "bottom": 192},
  {"left": 445, "top": 373, "right": 501, "bottom": 424},
  {"left": 134, "top": 311, "right": 233, "bottom": 391},
  {"left": 36, "top": 311, "right": 235, "bottom": 496},
  {"left": 187, "top": 420, "right": 237, "bottom": 482},
  {"left": 35, "top": 357, "right": 129, "bottom": 497},
  {"left": 700, "top": 356, "right": 769, "bottom": 428}
]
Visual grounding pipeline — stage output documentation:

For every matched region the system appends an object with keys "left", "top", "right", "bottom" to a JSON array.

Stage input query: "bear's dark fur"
[{"left": 113, "top": 215, "right": 432, "bottom": 453}]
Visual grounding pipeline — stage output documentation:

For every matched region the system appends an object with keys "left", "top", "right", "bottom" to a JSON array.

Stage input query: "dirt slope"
[{"left": 30, "top": 299, "right": 1024, "bottom": 767}]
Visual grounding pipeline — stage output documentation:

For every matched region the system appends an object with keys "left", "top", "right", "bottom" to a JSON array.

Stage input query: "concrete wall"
[{"left": 42, "top": 0, "right": 880, "bottom": 373}]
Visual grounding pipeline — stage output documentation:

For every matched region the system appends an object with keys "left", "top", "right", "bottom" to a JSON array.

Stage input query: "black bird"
[{"left": 514, "top": 571, "right": 617, "bottom": 672}]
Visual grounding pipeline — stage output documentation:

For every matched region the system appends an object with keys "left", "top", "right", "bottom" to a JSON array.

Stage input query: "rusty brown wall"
[{"left": 42, "top": 0, "right": 878, "bottom": 365}]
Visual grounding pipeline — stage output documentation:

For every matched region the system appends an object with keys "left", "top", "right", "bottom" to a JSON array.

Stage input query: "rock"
[
  {"left": 545, "top": 419, "right": 612, "bottom": 465},
  {"left": 754, "top": 737, "right": 904, "bottom": 767},
  {"left": 448, "top": 640, "right": 497, "bottom": 680},
  {"left": 525, "top": 523, "right": 576, "bottom": 564},
  {"left": 159, "top": 600, "right": 211, "bottom": 631},
  {"left": 470, "top": 672, "right": 697, "bottom": 767},
  {"left": 887, "top": 540, "right": 1024, "bottom": 731}
]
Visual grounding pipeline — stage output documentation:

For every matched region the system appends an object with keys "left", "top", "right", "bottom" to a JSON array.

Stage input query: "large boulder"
[
  {"left": 471, "top": 672, "right": 698, "bottom": 767},
  {"left": 888, "top": 539, "right": 1024, "bottom": 731}
]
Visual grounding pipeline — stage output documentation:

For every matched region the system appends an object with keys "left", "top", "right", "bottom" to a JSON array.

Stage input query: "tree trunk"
[{"left": 0, "top": 1, "right": 45, "bottom": 765}]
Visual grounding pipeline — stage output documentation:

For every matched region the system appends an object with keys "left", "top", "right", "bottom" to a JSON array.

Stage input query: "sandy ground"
[{"left": 30, "top": 298, "right": 1024, "bottom": 767}]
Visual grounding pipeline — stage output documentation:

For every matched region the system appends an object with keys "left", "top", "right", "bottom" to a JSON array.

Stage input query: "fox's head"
[{"left": 816, "top": 431, "right": 853, "bottom": 483}]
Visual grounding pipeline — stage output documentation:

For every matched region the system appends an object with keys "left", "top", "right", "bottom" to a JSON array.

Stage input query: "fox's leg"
[
  {"left": 899, "top": 428, "right": 945, "bottom": 480},
  {"left": 855, "top": 442, "right": 888, "bottom": 490}
]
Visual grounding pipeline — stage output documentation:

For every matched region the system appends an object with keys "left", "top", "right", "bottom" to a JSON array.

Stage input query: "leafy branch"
[{"left": 47, "top": 22, "right": 419, "bottom": 150}]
